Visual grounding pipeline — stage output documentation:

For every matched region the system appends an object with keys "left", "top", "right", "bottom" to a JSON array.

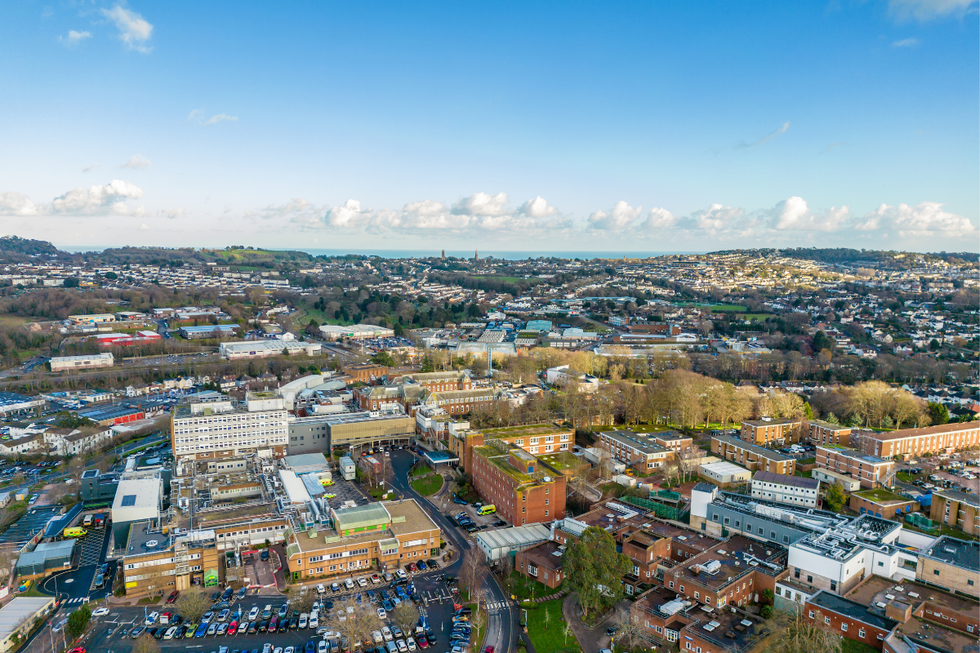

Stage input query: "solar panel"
[{"left": 121, "top": 495, "right": 137, "bottom": 506}]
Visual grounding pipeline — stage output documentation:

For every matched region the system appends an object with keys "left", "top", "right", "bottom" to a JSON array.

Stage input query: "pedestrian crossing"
[
  {"left": 63, "top": 597, "right": 90, "bottom": 605},
  {"left": 485, "top": 601, "right": 509, "bottom": 611}
]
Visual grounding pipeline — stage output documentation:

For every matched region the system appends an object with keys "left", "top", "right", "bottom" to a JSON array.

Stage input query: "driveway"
[{"left": 562, "top": 593, "right": 631, "bottom": 653}]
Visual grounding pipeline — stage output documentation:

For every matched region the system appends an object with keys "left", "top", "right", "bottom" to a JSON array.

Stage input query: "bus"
[
  {"left": 82, "top": 514, "right": 94, "bottom": 528},
  {"left": 477, "top": 505, "right": 496, "bottom": 516},
  {"left": 63, "top": 527, "right": 87, "bottom": 539}
]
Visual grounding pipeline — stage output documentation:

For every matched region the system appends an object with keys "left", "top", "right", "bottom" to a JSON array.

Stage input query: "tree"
[
  {"left": 371, "top": 351, "right": 396, "bottom": 367},
  {"left": 133, "top": 633, "right": 161, "bottom": 653},
  {"left": 459, "top": 548, "right": 488, "bottom": 601},
  {"left": 176, "top": 590, "right": 211, "bottom": 623},
  {"left": 758, "top": 608, "right": 841, "bottom": 653},
  {"left": 337, "top": 606, "right": 375, "bottom": 651},
  {"left": 927, "top": 402, "right": 949, "bottom": 425},
  {"left": 63, "top": 277, "right": 80, "bottom": 288},
  {"left": 67, "top": 604, "right": 91, "bottom": 638},
  {"left": 562, "top": 526, "right": 630, "bottom": 618},
  {"left": 615, "top": 612, "right": 643, "bottom": 650},
  {"left": 287, "top": 586, "right": 315, "bottom": 614},
  {"left": 392, "top": 602, "right": 420, "bottom": 636},
  {"left": 824, "top": 482, "right": 848, "bottom": 512}
]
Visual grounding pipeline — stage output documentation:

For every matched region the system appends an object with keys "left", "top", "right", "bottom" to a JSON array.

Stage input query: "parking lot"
[
  {"left": 82, "top": 567, "right": 466, "bottom": 653},
  {"left": 322, "top": 477, "right": 369, "bottom": 510}
]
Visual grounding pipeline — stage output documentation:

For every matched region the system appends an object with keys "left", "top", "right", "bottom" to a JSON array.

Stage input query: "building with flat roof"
[
  {"left": 711, "top": 436, "right": 796, "bottom": 475},
  {"left": 15, "top": 539, "right": 75, "bottom": 580},
  {"left": 853, "top": 421, "right": 980, "bottom": 459},
  {"left": 804, "top": 591, "right": 898, "bottom": 651},
  {"left": 0, "top": 392, "right": 46, "bottom": 417},
  {"left": 849, "top": 488, "right": 916, "bottom": 520},
  {"left": 811, "top": 468, "right": 862, "bottom": 492},
  {"left": 740, "top": 418, "right": 804, "bottom": 446},
  {"left": 111, "top": 473, "right": 164, "bottom": 553},
  {"left": 596, "top": 429, "right": 674, "bottom": 474},
  {"left": 319, "top": 324, "right": 395, "bottom": 340},
  {"left": 285, "top": 499, "right": 440, "bottom": 579},
  {"left": 171, "top": 392, "right": 288, "bottom": 463},
  {"left": 475, "top": 523, "right": 552, "bottom": 561},
  {"left": 470, "top": 440, "right": 567, "bottom": 526},
  {"left": 219, "top": 339, "right": 321, "bottom": 360},
  {"left": 914, "top": 536, "right": 979, "bottom": 596},
  {"left": 0, "top": 596, "right": 57, "bottom": 653},
  {"left": 929, "top": 489, "right": 979, "bottom": 536},
  {"left": 806, "top": 420, "right": 852, "bottom": 446},
  {"left": 49, "top": 352, "right": 114, "bottom": 372},
  {"left": 816, "top": 445, "right": 894, "bottom": 489},
  {"left": 699, "top": 461, "right": 751, "bottom": 487},
  {"left": 288, "top": 410, "right": 414, "bottom": 455},
  {"left": 178, "top": 324, "right": 240, "bottom": 339},
  {"left": 751, "top": 471, "right": 820, "bottom": 508}
]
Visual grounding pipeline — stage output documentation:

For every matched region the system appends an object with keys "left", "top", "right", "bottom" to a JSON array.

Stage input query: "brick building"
[
  {"left": 804, "top": 592, "right": 897, "bottom": 650},
  {"left": 710, "top": 436, "right": 796, "bottom": 475},
  {"left": 853, "top": 421, "right": 980, "bottom": 459},
  {"left": 469, "top": 442, "right": 567, "bottom": 526},
  {"left": 929, "top": 489, "right": 979, "bottom": 536},
  {"left": 740, "top": 418, "right": 803, "bottom": 446},
  {"left": 596, "top": 429, "right": 675, "bottom": 474},
  {"left": 815, "top": 445, "right": 894, "bottom": 489},
  {"left": 344, "top": 363, "right": 389, "bottom": 383},
  {"left": 389, "top": 371, "right": 472, "bottom": 393},
  {"left": 914, "top": 536, "right": 979, "bottom": 597},
  {"left": 805, "top": 420, "right": 852, "bottom": 446},
  {"left": 514, "top": 540, "right": 565, "bottom": 589},
  {"left": 848, "top": 488, "right": 916, "bottom": 520}
]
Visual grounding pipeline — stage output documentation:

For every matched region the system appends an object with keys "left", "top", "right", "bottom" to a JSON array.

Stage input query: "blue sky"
[{"left": 0, "top": 1, "right": 977, "bottom": 253}]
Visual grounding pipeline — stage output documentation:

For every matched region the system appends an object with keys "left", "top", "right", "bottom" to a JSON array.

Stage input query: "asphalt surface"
[
  {"left": 41, "top": 521, "right": 115, "bottom": 605},
  {"left": 385, "top": 450, "right": 516, "bottom": 653}
]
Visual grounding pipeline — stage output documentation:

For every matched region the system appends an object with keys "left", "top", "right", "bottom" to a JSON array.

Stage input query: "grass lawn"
[
  {"left": 472, "top": 275, "right": 522, "bottom": 283},
  {"left": 740, "top": 313, "right": 771, "bottom": 321},
  {"left": 505, "top": 571, "right": 559, "bottom": 601},
  {"left": 842, "top": 638, "right": 879, "bottom": 653},
  {"left": 794, "top": 469, "right": 813, "bottom": 478},
  {"left": 409, "top": 463, "right": 430, "bottom": 478},
  {"left": 410, "top": 474, "right": 444, "bottom": 496},
  {"left": 896, "top": 472, "right": 917, "bottom": 483},
  {"left": 524, "top": 599, "right": 580, "bottom": 653}
]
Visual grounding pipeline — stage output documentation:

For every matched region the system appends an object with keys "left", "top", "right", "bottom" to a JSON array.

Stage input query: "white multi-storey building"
[
  {"left": 751, "top": 470, "right": 821, "bottom": 508},
  {"left": 170, "top": 392, "right": 289, "bottom": 465}
]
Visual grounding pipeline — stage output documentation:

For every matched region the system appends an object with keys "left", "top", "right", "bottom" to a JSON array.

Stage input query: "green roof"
[
  {"left": 854, "top": 488, "right": 909, "bottom": 504},
  {"left": 481, "top": 423, "right": 570, "bottom": 438},
  {"left": 537, "top": 452, "right": 583, "bottom": 471}
]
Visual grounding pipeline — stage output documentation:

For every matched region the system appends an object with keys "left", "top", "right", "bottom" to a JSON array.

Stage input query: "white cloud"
[
  {"left": 857, "top": 202, "right": 976, "bottom": 236},
  {"left": 769, "top": 196, "right": 851, "bottom": 231},
  {"left": 59, "top": 30, "right": 91, "bottom": 46},
  {"left": 736, "top": 121, "right": 791, "bottom": 149},
  {"left": 451, "top": 192, "right": 510, "bottom": 217},
  {"left": 82, "top": 163, "right": 98, "bottom": 173},
  {"left": 683, "top": 203, "right": 744, "bottom": 230},
  {"left": 587, "top": 201, "right": 643, "bottom": 230},
  {"left": 50, "top": 179, "right": 145, "bottom": 216},
  {"left": 120, "top": 154, "right": 151, "bottom": 169},
  {"left": 187, "top": 109, "right": 238, "bottom": 125},
  {"left": 518, "top": 196, "right": 558, "bottom": 218},
  {"left": 139, "top": 223, "right": 150, "bottom": 231},
  {"left": 891, "top": 37, "right": 920, "bottom": 47},
  {"left": 888, "top": 0, "right": 977, "bottom": 21},
  {"left": 157, "top": 208, "right": 186, "bottom": 219},
  {"left": 101, "top": 5, "right": 153, "bottom": 53},
  {"left": 642, "top": 207, "right": 678, "bottom": 229},
  {"left": 206, "top": 113, "right": 238, "bottom": 125},
  {"left": 325, "top": 199, "right": 372, "bottom": 228},
  {"left": 0, "top": 192, "right": 40, "bottom": 216}
]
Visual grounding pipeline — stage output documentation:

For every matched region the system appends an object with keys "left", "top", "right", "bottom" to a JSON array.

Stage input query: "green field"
[
  {"left": 410, "top": 474, "right": 444, "bottom": 496},
  {"left": 473, "top": 275, "right": 522, "bottom": 283},
  {"left": 740, "top": 313, "right": 771, "bottom": 321},
  {"left": 524, "top": 599, "right": 580, "bottom": 653},
  {"left": 674, "top": 302, "right": 747, "bottom": 312}
]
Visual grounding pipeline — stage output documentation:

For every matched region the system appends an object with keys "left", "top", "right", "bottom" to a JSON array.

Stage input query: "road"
[{"left": 386, "top": 450, "right": 516, "bottom": 653}]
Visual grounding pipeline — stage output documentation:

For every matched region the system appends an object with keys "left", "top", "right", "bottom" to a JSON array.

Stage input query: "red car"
[
  {"left": 485, "top": 647, "right": 494, "bottom": 653},
  {"left": 227, "top": 621, "right": 238, "bottom": 636},
  {"left": 69, "top": 648, "right": 86, "bottom": 653},
  {"left": 165, "top": 591, "right": 179, "bottom": 604},
  {"left": 407, "top": 562, "right": 417, "bottom": 572}
]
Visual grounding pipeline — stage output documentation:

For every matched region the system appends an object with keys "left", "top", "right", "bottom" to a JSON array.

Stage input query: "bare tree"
[
  {"left": 758, "top": 609, "right": 842, "bottom": 653},
  {"left": 337, "top": 606, "right": 374, "bottom": 651},
  {"left": 133, "top": 633, "right": 161, "bottom": 653},
  {"left": 459, "top": 548, "right": 488, "bottom": 601},
  {"left": 392, "top": 602, "right": 420, "bottom": 636},
  {"left": 175, "top": 590, "right": 211, "bottom": 623},
  {"left": 287, "top": 585, "right": 315, "bottom": 614},
  {"left": 615, "top": 611, "right": 643, "bottom": 650}
]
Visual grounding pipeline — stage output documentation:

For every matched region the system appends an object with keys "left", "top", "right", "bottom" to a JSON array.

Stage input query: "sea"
[{"left": 295, "top": 248, "right": 703, "bottom": 260}]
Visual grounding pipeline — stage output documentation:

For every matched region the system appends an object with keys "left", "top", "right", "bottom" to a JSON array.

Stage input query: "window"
[
  {"left": 808, "top": 611, "right": 815, "bottom": 619},
  {"left": 858, "top": 630, "right": 865, "bottom": 638},
  {"left": 825, "top": 617, "right": 831, "bottom": 625},
  {"left": 841, "top": 623, "right": 848, "bottom": 632}
]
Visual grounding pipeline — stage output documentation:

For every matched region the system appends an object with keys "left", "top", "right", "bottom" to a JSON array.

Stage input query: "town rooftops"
[
  {"left": 752, "top": 470, "right": 819, "bottom": 490},
  {"left": 817, "top": 444, "right": 891, "bottom": 464},
  {"left": 861, "top": 421, "right": 979, "bottom": 441},
  {"left": 742, "top": 418, "right": 801, "bottom": 427},
  {"left": 920, "top": 536, "right": 979, "bottom": 572},
  {"left": 808, "top": 419, "right": 850, "bottom": 431},
  {"left": 481, "top": 423, "right": 570, "bottom": 439},
  {"left": 384, "top": 499, "right": 439, "bottom": 536},
  {"left": 517, "top": 540, "right": 564, "bottom": 569},
  {"left": 713, "top": 436, "right": 794, "bottom": 461}
]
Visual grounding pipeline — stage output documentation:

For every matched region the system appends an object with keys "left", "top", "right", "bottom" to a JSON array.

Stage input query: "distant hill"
[
  {"left": 709, "top": 247, "right": 979, "bottom": 267},
  {"left": 0, "top": 236, "right": 65, "bottom": 263}
]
